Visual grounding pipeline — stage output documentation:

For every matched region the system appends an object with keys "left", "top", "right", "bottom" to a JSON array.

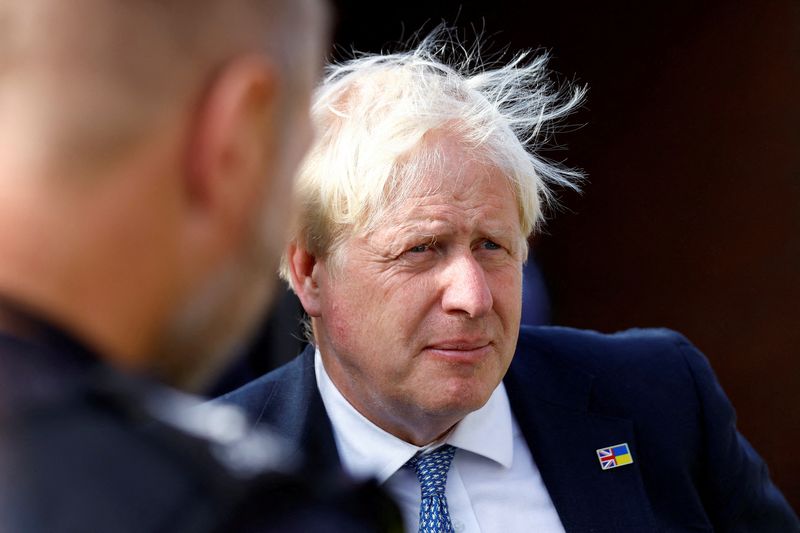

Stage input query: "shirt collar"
[{"left": 314, "top": 347, "right": 514, "bottom": 483}]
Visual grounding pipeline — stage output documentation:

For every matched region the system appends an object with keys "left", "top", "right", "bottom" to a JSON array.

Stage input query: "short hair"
[
  {"left": 282, "top": 29, "right": 585, "bottom": 283},
  {"left": 0, "top": 0, "right": 319, "bottom": 172}
]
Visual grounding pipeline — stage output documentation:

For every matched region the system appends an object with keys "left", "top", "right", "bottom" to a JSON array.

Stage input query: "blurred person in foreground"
[
  {"left": 218, "top": 31, "right": 799, "bottom": 532},
  {"left": 0, "top": 0, "right": 399, "bottom": 531}
]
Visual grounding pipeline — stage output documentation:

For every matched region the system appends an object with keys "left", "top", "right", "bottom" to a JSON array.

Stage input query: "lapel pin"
[{"left": 596, "top": 442, "right": 634, "bottom": 470}]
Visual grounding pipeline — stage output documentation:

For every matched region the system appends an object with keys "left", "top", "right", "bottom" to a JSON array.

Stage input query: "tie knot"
[{"left": 406, "top": 445, "right": 457, "bottom": 498}]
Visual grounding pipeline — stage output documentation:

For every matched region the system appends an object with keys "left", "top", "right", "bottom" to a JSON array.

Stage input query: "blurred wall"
[{"left": 333, "top": 0, "right": 800, "bottom": 508}]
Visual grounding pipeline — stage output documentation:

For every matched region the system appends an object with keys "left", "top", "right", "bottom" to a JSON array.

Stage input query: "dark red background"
[{"left": 332, "top": 0, "right": 800, "bottom": 509}]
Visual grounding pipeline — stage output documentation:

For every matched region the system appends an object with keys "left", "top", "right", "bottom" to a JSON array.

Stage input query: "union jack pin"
[{"left": 596, "top": 442, "right": 634, "bottom": 470}]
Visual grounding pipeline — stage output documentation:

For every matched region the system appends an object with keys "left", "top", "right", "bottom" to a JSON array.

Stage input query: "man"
[
  {"left": 0, "top": 0, "right": 398, "bottom": 531},
  {"left": 219, "top": 33, "right": 800, "bottom": 532}
]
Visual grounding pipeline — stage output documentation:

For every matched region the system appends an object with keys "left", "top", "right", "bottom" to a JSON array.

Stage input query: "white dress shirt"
[{"left": 314, "top": 349, "right": 566, "bottom": 532}]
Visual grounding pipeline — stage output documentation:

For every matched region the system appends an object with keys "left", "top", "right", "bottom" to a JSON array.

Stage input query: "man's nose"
[{"left": 440, "top": 253, "right": 493, "bottom": 318}]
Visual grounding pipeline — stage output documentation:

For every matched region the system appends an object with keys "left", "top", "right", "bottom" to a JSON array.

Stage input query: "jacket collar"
[{"left": 260, "top": 344, "right": 342, "bottom": 474}]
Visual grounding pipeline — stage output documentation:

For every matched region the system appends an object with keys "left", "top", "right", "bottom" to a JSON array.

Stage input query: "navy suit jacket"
[{"left": 219, "top": 326, "right": 799, "bottom": 532}]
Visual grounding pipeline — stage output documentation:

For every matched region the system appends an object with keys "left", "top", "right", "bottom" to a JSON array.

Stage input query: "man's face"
[{"left": 311, "top": 138, "right": 525, "bottom": 443}]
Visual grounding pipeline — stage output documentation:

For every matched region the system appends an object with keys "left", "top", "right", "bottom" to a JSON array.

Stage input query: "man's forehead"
[
  {"left": 396, "top": 147, "right": 510, "bottom": 196},
  {"left": 368, "top": 176, "right": 521, "bottom": 239},
  {"left": 393, "top": 159, "right": 516, "bottom": 212},
  {"left": 379, "top": 216, "right": 519, "bottom": 243}
]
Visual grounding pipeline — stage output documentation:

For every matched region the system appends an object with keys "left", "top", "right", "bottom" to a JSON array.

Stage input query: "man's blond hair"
[{"left": 281, "top": 28, "right": 584, "bottom": 285}]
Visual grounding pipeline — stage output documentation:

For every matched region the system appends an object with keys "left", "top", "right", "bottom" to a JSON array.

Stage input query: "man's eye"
[
  {"left": 408, "top": 244, "right": 430, "bottom": 253},
  {"left": 481, "top": 240, "right": 502, "bottom": 250}
]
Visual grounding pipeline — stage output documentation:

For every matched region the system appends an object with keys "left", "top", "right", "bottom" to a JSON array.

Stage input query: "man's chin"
[{"left": 421, "top": 385, "right": 494, "bottom": 420}]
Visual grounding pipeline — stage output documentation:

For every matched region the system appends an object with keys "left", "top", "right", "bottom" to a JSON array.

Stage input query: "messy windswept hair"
[{"left": 281, "top": 28, "right": 585, "bottom": 283}]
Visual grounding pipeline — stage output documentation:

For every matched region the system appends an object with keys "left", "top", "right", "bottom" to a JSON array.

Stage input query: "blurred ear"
[
  {"left": 182, "top": 55, "right": 279, "bottom": 243},
  {"left": 287, "top": 241, "right": 322, "bottom": 317}
]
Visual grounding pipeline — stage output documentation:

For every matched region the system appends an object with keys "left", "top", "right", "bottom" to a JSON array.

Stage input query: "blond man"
[{"left": 220, "top": 33, "right": 798, "bottom": 532}]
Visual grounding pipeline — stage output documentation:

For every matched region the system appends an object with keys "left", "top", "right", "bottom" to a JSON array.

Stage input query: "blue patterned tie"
[{"left": 406, "top": 444, "right": 457, "bottom": 533}]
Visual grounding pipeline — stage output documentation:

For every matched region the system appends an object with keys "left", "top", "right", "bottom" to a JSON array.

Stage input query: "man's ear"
[
  {"left": 182, "top": 55, "right": 279, "bottom": 240},
  {"left": 287, "top": 241, "right": 323, "bottom": 318}
]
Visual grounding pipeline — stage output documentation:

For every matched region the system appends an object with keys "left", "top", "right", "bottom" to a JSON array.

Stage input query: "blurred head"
[
  {"left": 0, "top": 0, "right": 329, "bottom": 389},
  {"left": 286, "top": 30, "right": 583, "bottom": 444}
]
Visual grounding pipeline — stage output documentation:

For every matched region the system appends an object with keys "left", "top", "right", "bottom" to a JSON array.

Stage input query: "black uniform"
[{"left": 0, "top": 300, "right": 401, "bottom": 532}]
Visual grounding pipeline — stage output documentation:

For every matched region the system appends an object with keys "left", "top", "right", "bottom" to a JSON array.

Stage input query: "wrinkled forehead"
[
  {"left": 341, "top": 159, "right": 521, "bottom": 265},
  {"left": 369, "top": 133, "right": 521, "bottom": 229}
]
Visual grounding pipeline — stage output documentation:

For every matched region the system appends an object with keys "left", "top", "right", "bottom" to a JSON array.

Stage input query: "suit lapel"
[
  {"left": 254, "top": 345, "right": 342, "bottom": 474},
  {"left": 505, "top": 343, "right": 657, "bottom": 532}
]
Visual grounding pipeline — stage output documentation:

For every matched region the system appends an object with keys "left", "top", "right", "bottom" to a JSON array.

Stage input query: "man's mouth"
[{"left": 424, "top": 340, "right": 492, "bottom": 362}]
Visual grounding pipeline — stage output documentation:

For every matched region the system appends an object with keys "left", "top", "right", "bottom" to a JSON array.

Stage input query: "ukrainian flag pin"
[{"left": 596, "top": 442, "right": 634, "bottom": 470}]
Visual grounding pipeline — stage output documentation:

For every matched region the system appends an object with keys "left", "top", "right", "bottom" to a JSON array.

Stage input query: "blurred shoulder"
[{"left": 4, "top": 373, "right": 295, "bottom": 532}]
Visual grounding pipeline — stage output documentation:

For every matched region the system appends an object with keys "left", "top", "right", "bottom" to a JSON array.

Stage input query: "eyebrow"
[{"left": 389, "top": 219, "right": 521, "bottom": 246}]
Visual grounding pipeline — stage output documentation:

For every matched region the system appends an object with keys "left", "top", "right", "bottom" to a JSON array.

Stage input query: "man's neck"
[{"left": 316, "top": 349, "right": 466, "bottom": 447}]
